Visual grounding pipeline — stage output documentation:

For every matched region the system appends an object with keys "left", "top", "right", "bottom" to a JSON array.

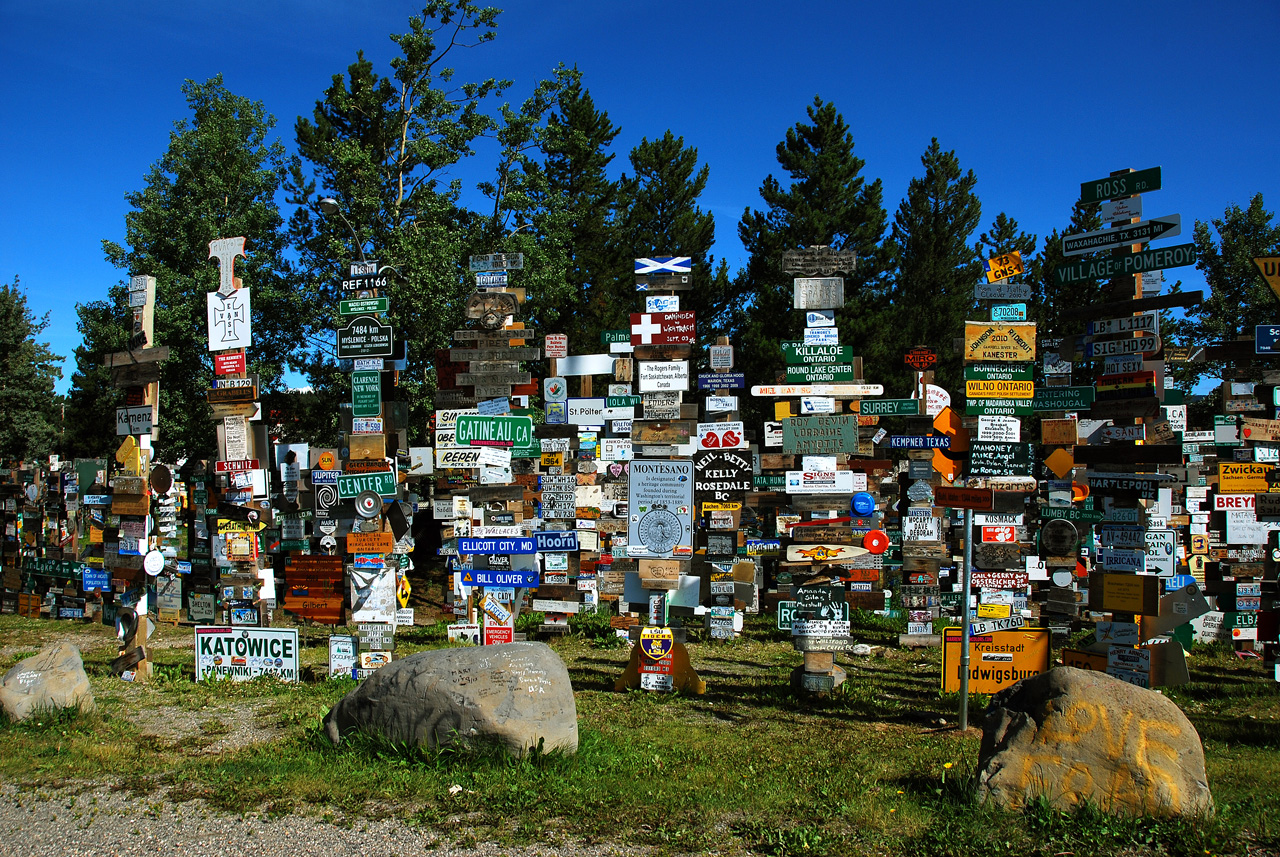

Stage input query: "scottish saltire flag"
[{"left": 635, "top": 257, "right": 692, "bottom": 274}]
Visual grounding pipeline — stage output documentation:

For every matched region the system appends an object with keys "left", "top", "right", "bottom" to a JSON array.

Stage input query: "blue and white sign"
[
  {"left": 476, "top": 271, "right": 508, "bottom": 287},
  {"left": 991, "top": 303, "right": 1027, "bottom": 322},
  {"left": 82, "top": 568, "right": 110, "bottom": 590},
  {"left": 1257, "top": 324, "right": 1280, "bottom": 355},
  {"left": 646, "top": 295, "right": 680, "bottom": 313},
  {"left": 697, "top": 372, "right": 745, "bottom": 389},
  {"left": 310, "top": 470, "right": 340, "bottom": 485},
  {"left": 805, "top": 310, "right": 835, "bottom": 328},
  {"left": 535, "top": 530, "right": 579, "bottom": 552},
  {"left": 458, "top": 537, "right": 536, "bottom": 555},
  {"left": 635, "top": 257, "right": 692, "bottom": 274},
  {"left": 545, "top": 401, "right": 567, "bottom": 424},
  {"left": 459, "top": 568, "right": 540, "bottom": 587},
  {"left": 803, "top": 327, "right": 840, "bottom": 346}
]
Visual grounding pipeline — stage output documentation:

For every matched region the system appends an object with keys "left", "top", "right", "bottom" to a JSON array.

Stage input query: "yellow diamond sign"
[{"left": 1045, "top": 448, "right": 1075, "bottom": 479}]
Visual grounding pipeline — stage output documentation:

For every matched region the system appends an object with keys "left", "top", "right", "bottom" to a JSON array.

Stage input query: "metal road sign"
[
  {"left": 337, "top": 315, "right": 393, "bottom": 358},
  {"left": 340, "top": 297, "right": 388, "bottom": 316},
  {"left": 635, "top": 257, "right": 692, "bottom": 274},
  {"left": 983, "top": 252, "right": 1023, "bottom": 283},
  {"left": 1080, "top": 167, "right": 1161, "bottom": 204},
  {"left": 1056, "top": 243, "right": 1194, "bottom": 286},
  {"left": 1062, "top": 215, "right": 1181, "bottom": 256}
]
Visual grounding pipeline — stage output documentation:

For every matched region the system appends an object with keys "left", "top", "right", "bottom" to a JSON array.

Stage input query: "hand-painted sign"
[{"left": 630, "top": 311, "right": 696, "bottom": 345}]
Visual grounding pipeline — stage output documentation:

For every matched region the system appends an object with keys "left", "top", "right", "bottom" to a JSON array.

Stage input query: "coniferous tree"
[
  {"left": 0, "top": 278, "right": 64, "bottom": 462},
  {"left": 885, "top": 138, "right": 982, "bottom": 394},
  {"left": 734, "top": 97, "right": 888, "bottom": 407},
  {"left": 97, "top": 75, "right": 293, "bottom": 461},
  {"left": 541, "top": 70, "right": 624, "bottom": 347},
  {"left": 63, "top": 297, "right": 129, "bottom": 459},
  {"left": 616, "top": 132, "right": 734, "bottom": 343},
  {"left": 1026, "top": 198, "right": 1103, "bottom": 341}
]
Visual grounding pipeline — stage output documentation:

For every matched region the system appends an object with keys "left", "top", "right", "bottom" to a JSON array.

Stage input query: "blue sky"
[{"left": 2, "top": 1, "right": 1277, "bottom": 393}]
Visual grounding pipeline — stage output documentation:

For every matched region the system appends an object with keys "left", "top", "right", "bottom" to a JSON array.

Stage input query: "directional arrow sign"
[
  {"left": 1062, "top": 215, "right": 1181, "bottom": 257},
  {"left": 970, "top": 615, "right": 1025, "bottom": 635}
]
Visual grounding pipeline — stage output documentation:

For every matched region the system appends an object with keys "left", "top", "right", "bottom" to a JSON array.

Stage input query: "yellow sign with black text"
[
  {"left": 965, "top": 379, "right": 1035, "bottom": 399},
  {"left": 942, "top": 627, "right": 1051, "bottom": 694}
]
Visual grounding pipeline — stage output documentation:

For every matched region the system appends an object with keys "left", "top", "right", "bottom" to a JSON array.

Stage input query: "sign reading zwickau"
[
  {"left": 195, "top": 627, "right": 299, "bottom": 682},
  {"left": 964, "top": 323, "right": 1036, "bottom": 362}
]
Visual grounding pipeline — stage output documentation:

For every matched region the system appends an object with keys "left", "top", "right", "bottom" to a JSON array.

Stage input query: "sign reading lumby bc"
[{"left": 964, "top": 323, "right": 1036, "bottom": 362}]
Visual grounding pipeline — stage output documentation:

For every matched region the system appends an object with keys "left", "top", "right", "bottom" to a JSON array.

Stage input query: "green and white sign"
[
  {"left": 338, "top": 470, "right": 396, "bottom": 499},
  {"left": 965, "top": 363, "right": 1033, "bottom": 381},
  {"left": 455, "top": 414, "right": 534, "bottom": 448},
  {"left": 860, "top": 399, "right": 919, "bottom": 416},
  {"left": 1055, "top": 243, "right": 1194, "bottom": 286},
  {"left": 1080, "top": 167, "right": 1161, "bottom": 205},
  {"left": 351, "top": 370, "right": 381, "bottom": 418},
  {"left": 965, "top": 398, "right": 1033, "bottom": 416},
  {"left": 1031, "top": 386, "right": 1095, "bottom": 411},
  {"left": 782, "top": 344, "right": 853, "bottom": 365},
  {"left": 340, "top": 297, "right": 389, "bottom": 316},
  {"left": 786, "top": 363, "right": 856, "bottom": 382}
]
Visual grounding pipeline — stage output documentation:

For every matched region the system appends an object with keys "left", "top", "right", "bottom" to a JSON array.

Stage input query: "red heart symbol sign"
[{"left": 1244, "top": 427, "right": 1252, "bottom": 438}]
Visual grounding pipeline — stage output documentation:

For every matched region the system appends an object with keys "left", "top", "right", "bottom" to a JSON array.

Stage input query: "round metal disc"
[{"left": 355, "top": 490, "right": 382, "bottom": 519}]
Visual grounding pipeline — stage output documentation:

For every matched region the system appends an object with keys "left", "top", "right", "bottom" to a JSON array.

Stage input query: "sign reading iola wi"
[{"left": 964, "top": 323, "right": 1036, "bottom": 362}]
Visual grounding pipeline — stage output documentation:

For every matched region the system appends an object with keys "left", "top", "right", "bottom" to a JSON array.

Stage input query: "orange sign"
[{"left": 346, "top": 532, "right": 394, "bottom": 554}]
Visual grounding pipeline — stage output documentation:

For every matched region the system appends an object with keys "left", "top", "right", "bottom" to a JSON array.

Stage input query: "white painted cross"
[{"left": 632, "top": 314, "right": 663, "bottom": 344}]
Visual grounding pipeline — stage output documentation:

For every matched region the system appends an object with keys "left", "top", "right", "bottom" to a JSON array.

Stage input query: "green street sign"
[
  {"left": 337, "top": 469, "right": 396, "bottom": 499},
  {"left": 1080, "top": 167, "right": 1161, "bottom": 205},
  {"left": 1055, "top": 243, "right": 1194, "bottom": 286},
  {"left": 965, "top": 398, "right": 1033, "bottom": 416},
  {"left": 785, "top": 363, "right": 856, "bottom": 382},
  {"left": 340, "top": 297, "right": 389, "bottom": 316},
  {"left": 1040, "top": 507, "right": 1105, "bottom": 524},
  {"left": 605, "top": 396, "right": 642, "bottom": 408},
  {"left": 1031, "top": 386, "right": 1095, "bottom": 411},
  {"left": 602, "top": 330, "right": 629, "bottom": 344},
  {"left": 965, "top": 362, "right": 1033, "bottom": 381},
  {"left": 351, "top": 370, "right": 381, "bottom": 418},
  {"left": 455, "top": 414, "right": 534, "bottom": 448},
  {"left": 860, "top": 399, "right": 919, "bottom": 416},
  {"left": 754, "top": 474, "right": 785, "bottom": 488},
  {"left": 782, "top": 344, "right": 852, "bottom": 365}
]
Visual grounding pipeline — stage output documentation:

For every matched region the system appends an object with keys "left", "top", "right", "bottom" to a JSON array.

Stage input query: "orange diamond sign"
[{"left": 1045, "top": 448, "right": 1075, "bottom": 479}]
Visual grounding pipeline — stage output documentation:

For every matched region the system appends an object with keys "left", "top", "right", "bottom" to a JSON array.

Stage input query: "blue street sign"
[
  {"left": 459, "top": 568, "right": 540, "bottom": 587},
  {"left": 458, "top": 537, "right": 536, "bottom": 555},
  {"left": 1256, "top": 324, "right": 1280, "bottom": 354},
  {"left": 534, "top": 530, "right": 579, "bottom": 552},
  {"left": 697, "top": 372, "right": 746, "bottom": 389}
]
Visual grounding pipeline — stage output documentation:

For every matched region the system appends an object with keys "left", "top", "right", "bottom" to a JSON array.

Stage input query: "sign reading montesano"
[
  {"left": 964, "top": 323, "right": 1036, "bottom": 362},
  {"left": 783, "top": 415, "right": 860, "bottom": 454}
]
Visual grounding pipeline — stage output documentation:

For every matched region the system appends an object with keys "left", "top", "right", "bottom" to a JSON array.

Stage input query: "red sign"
[
  {"left": 215, "top": 459, "right": 259, "bottom": 474},
  {"left": 904, "top": 347, "right": 938, "bottom": 372},
  {"left": 981, "top": 526, "right": 1017, "bottom": 543},
  {"left": 214, "top": 351, "right": 246, "bottom": 375},
  {"left": 630, "top": 311, "right": 697, "bottom": 346},
  {"left": 483, "top": 625, "right": 513, "bottom": 646},
  {"left": 934, "top": 486, "right": 995, "bottom": 511},
  {"left": 970, "top": 570, "right": 1030, "bottom": 589},
  {"left": 545, "top": 334, "right": 569, "bottom": 359}
]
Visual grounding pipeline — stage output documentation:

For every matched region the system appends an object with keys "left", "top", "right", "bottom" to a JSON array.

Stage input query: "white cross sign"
[
  {"left": 207, "top": 288, "right": 252, "bottom": 351},
  {"left": 635, "top": 257, "right": 692, "bottom": 274},
  {"left": 632, "top": 314, "right": 663, "bottom": 344}
]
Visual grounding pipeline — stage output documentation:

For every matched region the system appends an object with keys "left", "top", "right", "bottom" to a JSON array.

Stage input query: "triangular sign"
[
  {"left": 1254, "top": 257, "right": 1280, "bottom": 302},
  {"left": 462, "top": 571, "right": 474, "bottom": 584}
]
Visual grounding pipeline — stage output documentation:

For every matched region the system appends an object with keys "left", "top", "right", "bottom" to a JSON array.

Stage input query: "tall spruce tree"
[
  {"left": 0, "top": 278, "right": 63, "bottom": 462},
  {"left": 541, "top": 70, "right": 624, "bottom": 347},
  {"left": 63, "top": 297, "right": 129, "bottom": 459},
  {"left": 616, "top": 132, "right": 734, "bottom": 342},
  {"left": 1166, "top": 193, "right": 1280, "bottom": 390},
  {"left": 885, "top": 138, "right": 982, "bottom": 394},
  {"left": 1026, "top": 198, "right": 1103, "bottom": 341},
  {"left": 734, "top": 97, "right": 888, "bottom": 407},
  {"left": 95, "top": 75, "right": 293, "bottom": 461}
]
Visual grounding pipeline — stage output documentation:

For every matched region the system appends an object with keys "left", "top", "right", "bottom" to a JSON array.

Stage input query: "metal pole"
[{"left": 959, "top": 507, "right": 973, "bottom": 730}]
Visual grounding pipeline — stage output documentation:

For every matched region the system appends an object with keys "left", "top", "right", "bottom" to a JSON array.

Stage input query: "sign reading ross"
[{"left": 1080, "top": 166, "right": 1161, "bottom": 205}]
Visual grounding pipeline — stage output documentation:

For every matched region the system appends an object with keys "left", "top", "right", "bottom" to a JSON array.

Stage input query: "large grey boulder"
[
  {"left": 977, "top": 667, "right": 1212, "bottom": 816},
  {"left": 0, "top": 643, "right": 95, "bottom": 721},
  {"left": 323, "top": 641, "right": 577, "bottom": 757}
]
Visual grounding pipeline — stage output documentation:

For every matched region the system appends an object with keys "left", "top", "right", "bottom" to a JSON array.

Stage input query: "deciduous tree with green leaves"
[
  {"left": 93, "top": 75, "right": 294, "bottom": 461},
  {"left": 0, "top": 278, "right": 64, "bottom": 462}
]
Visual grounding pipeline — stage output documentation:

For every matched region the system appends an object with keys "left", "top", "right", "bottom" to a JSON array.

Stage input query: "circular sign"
[
  {"left": 863, "top": 530, "right": 889, "bottom": 554},
  {"left": 355, "top": 490, "right": 382, "bottom": 519},
  {"left": 24, "top": 483, "right": 39, "bottom": 503},
  {"left": 1040, "top": 518, "right": 1080, "bottom": 557},
  {"left": 143, "top": 549, "right": 165, "bottom": 576},
  {"left": 638, "top": 507, "right": 682, "bottom": 554},
  {"left": 1051, "top": 569, "right": 1074, "bottom": 587},
  {"left": 317, "top": 450, "right": 337, "bottom": 471},
  {"left": 149, "top": 464, "right": 173, "bottom": 495},
  {"left": 851, "top": 492, "right": 876, "bottom": 517}
]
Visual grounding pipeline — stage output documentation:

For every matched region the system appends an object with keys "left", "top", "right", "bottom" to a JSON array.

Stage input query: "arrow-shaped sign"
[{"left": 1062, "top": 215, "right": 1181, "bottom": 257}]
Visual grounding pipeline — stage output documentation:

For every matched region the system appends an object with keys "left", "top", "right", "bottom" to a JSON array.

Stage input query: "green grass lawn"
[{"left": 0, "top": 612, "right": 1276, "bottom": 856}]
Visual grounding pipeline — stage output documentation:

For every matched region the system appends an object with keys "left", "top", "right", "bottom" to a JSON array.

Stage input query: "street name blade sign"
[
  {"left": 1055, "top": 243, "right": 1195, "bottom": 286},
  {"left": 1080, "top": 167, "right": 1161, "bottom": 205},
  {"left": 1062, "top": 215, "right": 1182, "bottom": 256}
]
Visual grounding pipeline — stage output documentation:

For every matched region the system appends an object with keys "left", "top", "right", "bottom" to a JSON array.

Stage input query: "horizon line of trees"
[{"left": 3, "top": 1, "right": 1277, "bottom": 464}]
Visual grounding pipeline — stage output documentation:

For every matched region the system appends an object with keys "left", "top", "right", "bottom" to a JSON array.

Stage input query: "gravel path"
[{"left": 0, "top": 785, "right": 659, "bottom": 857}]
